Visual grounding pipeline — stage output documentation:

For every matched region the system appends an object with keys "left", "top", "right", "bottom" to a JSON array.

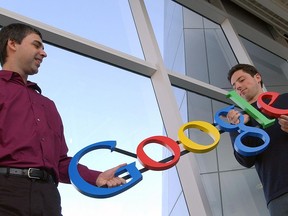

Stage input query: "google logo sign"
[{"left": 69, "top": 90, "right": 285, "bottom": 198}]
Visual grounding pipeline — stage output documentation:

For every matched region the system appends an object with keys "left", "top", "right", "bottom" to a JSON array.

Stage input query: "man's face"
[
  {"left": 13, "top": 33, "right": 47, "bottom": 76},
  {"left": 230, "top": 69, "right": 263, "bottom": 103}
]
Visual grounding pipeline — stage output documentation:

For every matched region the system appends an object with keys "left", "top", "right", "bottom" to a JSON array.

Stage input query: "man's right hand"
[{"left": 227, "top": 109, "right": 250, "bottom": 125}]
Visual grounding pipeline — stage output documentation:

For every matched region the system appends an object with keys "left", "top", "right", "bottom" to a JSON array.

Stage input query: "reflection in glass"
[
  {"left": 221, "top": 169, "right": 269, "bottom": 216},
  {"left": 183, "top": 12, "right": 237, "bottom": 89},
  {"left": 241, "top": 37, "right": 288, "bottom": 93},
  {"left": 163, "top": 1, "right": 186, "bottom": 74},
  {"left": 164, "top": 2, "right": 237, "bottom": 88}
]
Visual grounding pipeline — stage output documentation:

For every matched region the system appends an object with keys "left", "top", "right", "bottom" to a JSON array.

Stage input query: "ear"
[
  {"left": 6, "top": 39, "right": 17, "bottom": 52},
  {"left": 255, "top": 73, "right": 262, "bottom": 83}
]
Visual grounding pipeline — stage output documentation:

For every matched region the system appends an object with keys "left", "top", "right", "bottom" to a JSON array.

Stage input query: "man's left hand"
[{"left": 96, "top": 163, "right": 127, "bottom": 188}]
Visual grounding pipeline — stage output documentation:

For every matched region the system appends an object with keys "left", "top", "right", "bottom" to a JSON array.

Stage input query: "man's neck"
[{"left": 248, "top": 90, "right": 264, "bottom": 104}]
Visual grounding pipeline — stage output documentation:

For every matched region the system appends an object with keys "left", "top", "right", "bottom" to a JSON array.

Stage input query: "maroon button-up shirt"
[{"left": 0, "top": 70, "right": 101, "bottom": 184}]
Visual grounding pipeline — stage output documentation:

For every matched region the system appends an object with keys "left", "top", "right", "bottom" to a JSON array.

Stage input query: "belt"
[{"left": 0, "top": 167, "right": 55, "bottom": 183}]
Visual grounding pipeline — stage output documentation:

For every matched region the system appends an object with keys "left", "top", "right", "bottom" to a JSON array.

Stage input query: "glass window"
[
  {"left": 201, "top": 173, "right": 222, "bottom": 216},
  {"left": 145, "top": 0, "right": 165, "bottom": 57},
  {"left": 169, "top": 192, "right": 190, "bottom": 216},
  {"left": 162, "top": 166, "right": 187, "bottom": 215},
  {"left": 241, "top": 37, "right": 288, "bottom": 93},
  {"left": 221, "top": 169, "right": 269, "bottom": 216},
  {"left": 173, "top": 87, "right": 188, "bottom": 122},
  {"left": 164, "top": 3, "right": 238, "bottom": 87},
  {"left": 1, "top": 0, "right": 143, "bottom": 59},
  {"left": 162, "top": 87, "right": 190, "bottom": 216},
  {"left": 183, "top": 91, "right": 268, "bottom": 215},
  {"left": 31, "top": 44, "right": 164, "bottom": 215},
  {"left": 183, "top": 12, "right": 237, "bottom": 89},
  {"left": 163, "top": 1, "right": 186, "bottom": 74}
]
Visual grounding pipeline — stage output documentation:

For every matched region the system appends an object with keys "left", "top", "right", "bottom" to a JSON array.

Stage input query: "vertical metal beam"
[
  {"left": 221, "top": 18, "right": 253, "bottom": 64},
  {"left": 128, "top": 0, "right": 212, "bottom": 215}
]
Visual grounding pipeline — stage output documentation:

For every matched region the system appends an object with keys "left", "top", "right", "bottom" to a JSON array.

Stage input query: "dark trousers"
[
  {"left": 268, "top": 192, "right": 288, "bottom": 216},
  {"left": 0, "top": 175, "right": 62, "bottom": 216}
]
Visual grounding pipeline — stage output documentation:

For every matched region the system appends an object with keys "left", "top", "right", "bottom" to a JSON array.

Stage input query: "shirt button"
[{"left": 37, "top": 118, "right": 40, "bottom": 122}]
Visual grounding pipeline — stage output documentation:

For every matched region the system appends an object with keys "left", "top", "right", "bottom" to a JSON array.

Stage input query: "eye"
[{"left": 32, "top": 41, "right": 43, "bottom": 50}]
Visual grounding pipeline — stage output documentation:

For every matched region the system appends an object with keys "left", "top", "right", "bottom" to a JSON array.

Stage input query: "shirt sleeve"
[
  {"left": 78, "top": 164, "right": 102, "bottom": 185},
  {"left": 58, "top": 156, "right": 102, "bottom": 185}
]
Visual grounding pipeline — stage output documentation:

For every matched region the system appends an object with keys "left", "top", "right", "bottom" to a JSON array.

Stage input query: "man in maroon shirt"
[{"left": 0, "top": 23, "right": 126, "bottom": 215}]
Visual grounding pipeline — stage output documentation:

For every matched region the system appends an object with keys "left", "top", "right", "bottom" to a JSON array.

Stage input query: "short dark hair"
[
  {"left": 0, "top": 23, "right": 43, "bottom": 66},
  {"left": 227, "top": 63, "right": 263, "bottom": 87}
]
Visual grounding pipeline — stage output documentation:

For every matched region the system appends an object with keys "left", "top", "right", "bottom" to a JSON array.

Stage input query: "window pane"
[
  {"left": 31, "top": 44, "right": 164, "bottom": 215},
  {"left": 163, "top": 166, "right": 187, "bottom": 215},
  {"left": 221, "top": 169, "right": 269, "bottom": 216},
  {"left": 241, "top": 37, "right": 288, "bottom": 93},
  {"left": 169, "top": 193, "right": 190, "bottom": 216},
  {"left": 163, "top": 1, "right": 186, "bottom": 74},
  {"left": 164, "top": 3, "right": 238, "bottom": 88},
  {"left": 1, "top": 0, "right": 144, "bottom": 59},
  {"left": 145, "top": 0, "right": 165, "bottom": 56},
  {"left": 201, "top": 173, "right": 222, "bottom": 216}
]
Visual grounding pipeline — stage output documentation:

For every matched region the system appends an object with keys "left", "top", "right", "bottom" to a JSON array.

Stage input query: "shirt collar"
[{"left": 0, "top": 70, "right": 42, "bottom": 94}]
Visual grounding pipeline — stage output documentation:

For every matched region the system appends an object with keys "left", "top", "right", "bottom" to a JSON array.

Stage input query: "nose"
[
  {"left": 40, "top": 49, "right": 47, "bottom": 58},
  {"left": 234, "top": 82, "right": 242, "bottom": 91}
]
